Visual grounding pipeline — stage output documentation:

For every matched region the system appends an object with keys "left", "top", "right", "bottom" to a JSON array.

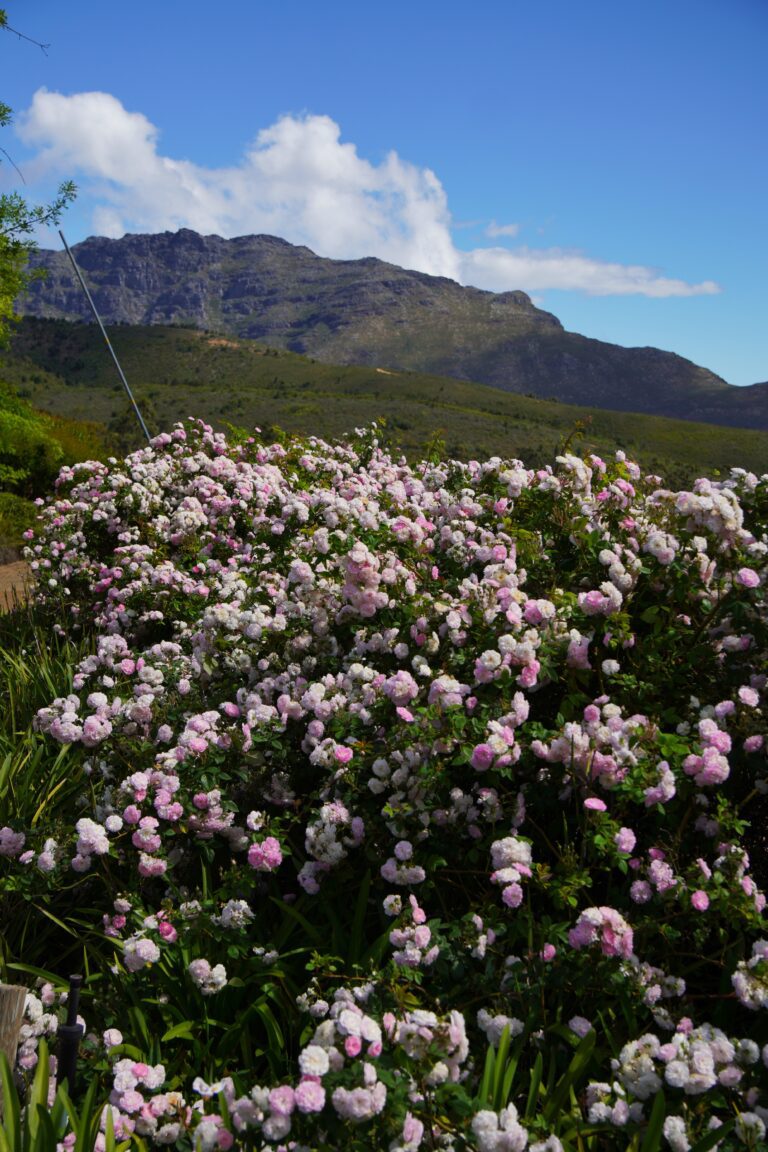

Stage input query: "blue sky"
[{"left": 2, "top": 0, "right": 766, "bottom": 386}]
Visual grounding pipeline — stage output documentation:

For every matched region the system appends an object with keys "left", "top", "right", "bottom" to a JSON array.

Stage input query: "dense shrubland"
[
  {"left": 4, "top": 318, "right": 768, "bottom": 487},
  {"left": 0, "top": 421, "right": 766, "bottom": 1151}
]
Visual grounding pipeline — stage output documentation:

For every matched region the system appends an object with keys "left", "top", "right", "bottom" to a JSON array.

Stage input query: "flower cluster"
[
  {"left": 568, "top": 906, "right": 634, "bottom": 959},
  {"left": 4, "top": 422, "right": 766, "bottom": 1147}
]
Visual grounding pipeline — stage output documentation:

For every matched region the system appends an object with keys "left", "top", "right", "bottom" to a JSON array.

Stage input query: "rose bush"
[{"left": 1, "top": 420, "right": 767, "bottom": 1150}]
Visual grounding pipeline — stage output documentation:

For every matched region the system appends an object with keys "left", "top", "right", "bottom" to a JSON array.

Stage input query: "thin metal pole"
[{"left": 58, "top": 230, "right": 152, "bottom": 444}]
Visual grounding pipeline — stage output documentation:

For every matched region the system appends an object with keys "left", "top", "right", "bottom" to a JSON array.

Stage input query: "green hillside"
[
  {"left": 0, "top": 366, "right": 112, "bottom": 553},
  {"left": 3, "top": 317, "right": 767, "bottom": 488}
]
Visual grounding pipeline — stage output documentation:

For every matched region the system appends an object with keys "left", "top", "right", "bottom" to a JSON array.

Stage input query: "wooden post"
[{"left": 0, "top": 983, "right": 27, "bottom": 1088}]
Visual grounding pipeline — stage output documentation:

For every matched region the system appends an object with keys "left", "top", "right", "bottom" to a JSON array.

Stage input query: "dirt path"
[{"left": 0, "top": 562, "right": 30, "bottom": 612}]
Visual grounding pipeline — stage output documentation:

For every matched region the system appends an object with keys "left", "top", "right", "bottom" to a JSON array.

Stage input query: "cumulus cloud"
[{"left": 17, "top": 89, "right": 719, "bottom": 299}]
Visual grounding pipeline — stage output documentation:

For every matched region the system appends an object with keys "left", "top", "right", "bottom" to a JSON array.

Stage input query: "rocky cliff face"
[
  {"left": 18, "top": 229, "right": 766, "bottom": 427},
  {"left": 23, "top": 230, "right": 560, "bottom": 335}
]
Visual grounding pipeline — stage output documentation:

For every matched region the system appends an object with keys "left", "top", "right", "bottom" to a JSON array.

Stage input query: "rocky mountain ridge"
[{"left": 18, "top": 229, "right": 768, "bottom": 429}]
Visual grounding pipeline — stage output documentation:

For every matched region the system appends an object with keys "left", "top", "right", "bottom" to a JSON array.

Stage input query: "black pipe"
[{"left": 57, "top": 974, "right": 84, "bottom": 1096}]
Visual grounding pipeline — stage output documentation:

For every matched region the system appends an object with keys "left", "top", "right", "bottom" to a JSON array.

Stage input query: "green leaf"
[
  {"left": 254, "top": 1000, "right": 284, "bottom": 1052},
  {"left": 30, "top": 905, "right": 80, "bottom": 937},
  {"left": 103, "top": 1102, "right": 116, "bottom": 1152},
  {"left": 639, "top": 1089, "right": 666, "bottom": 1152},
  {"left": 161, "top": 1021, "right": 197, "bottom": 1042},
  {"left": 32, "top": 1106, "right": 59, "bottom": 1152},
  {"left": 25, "top": 1038, "right": 51, "bottom": 1150},
  {"left": 500, "top": 1048, "right": 521, "bottom": 1111},
  {"left": 54, "top": 1085, "right": 80, "bottom": 1141},
  {"left": 72, "top": 1077, "right": 99, "bottom": 1152},
  {"left": 524, "top": 1051, "right": 544, "bottom": 1121},
  {"left": 689, "top": 1120, "right": 736, "bottom": 1152},
  {"left": 478, "top": 1041, "right": 495, "bottom": 1106},
  {"left": 492, "top": 1024, "right": 512, "bottom": 1110},
  {"left": 0, "top": 754, "right": 13, "bottom": 801},
  {"left": 102, "top": 1043, "right": 144, "bottom": 1061},
  {"left": 126, "top": 1006, "right": 151, "bottom": 1049},
  {"left": 49, "top": 1086, "right": 69, "bottom": 1143},
  {"left": 0, "top": 1050, "right": 21, "bottom": 1152},
  {"left": 542, "top": 1029, "right": 596, "bottom": 1122},
  {"left": 4, "top": 963, "right": 69, "bottom": 987}
]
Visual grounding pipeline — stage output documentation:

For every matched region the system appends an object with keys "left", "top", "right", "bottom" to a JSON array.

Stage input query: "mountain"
[{"left": 18, "top": 229, "right": 768, "bottom": 430}]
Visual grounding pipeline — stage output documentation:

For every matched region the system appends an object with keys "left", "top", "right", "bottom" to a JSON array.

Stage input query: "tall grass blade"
[
  {"left": 542, "top": 1030, "right": 596, "bottom": 1123},
  {"left": 639, "top": 1090, "right": 666, "bottom": 1152},
  {"left": 0, "top": 1051, "right": 21, "bottom": 1151},
  {"left": 24, "top": 1039, "right": 50, "bottom": 1149},
  {"left": 524, "top": 1051, "right": 544, "bottom": 1121},
  {"left": 492, "top": 1024, "right": 512, "bottom": 1110},
  {"left": 478, "top": 1042, "right": 495, "bottom": 1106}
]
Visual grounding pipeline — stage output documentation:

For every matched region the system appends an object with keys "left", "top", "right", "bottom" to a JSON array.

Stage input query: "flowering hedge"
[{"left": 4, "top": 421, "right": 768, "bottom": 1150}]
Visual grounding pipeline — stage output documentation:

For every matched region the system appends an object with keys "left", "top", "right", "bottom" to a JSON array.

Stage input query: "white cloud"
[
  {"left": 17, "top": 89, "right": 719, "bottom": 299},
  {"left": 485, "top": 220, "right": 520, "bottom": 238},
  {"left": 459, "top": 246, "right": 720, "bottom": 298}
]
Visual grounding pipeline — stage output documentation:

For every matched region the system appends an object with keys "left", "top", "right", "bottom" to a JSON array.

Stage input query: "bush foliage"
[
  {"left": 0, "top": 379, "right": 111, "bottom": 550},
  {"left": 0, "top": 421, "right": 766, "bottom": 1150}
]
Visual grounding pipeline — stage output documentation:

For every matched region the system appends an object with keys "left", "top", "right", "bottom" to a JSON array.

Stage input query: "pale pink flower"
[
  {"left": 268, "top": 1085, "right": 296, "bottom": 1117},
  {"left": 294, "top": 1079, "right": 325, "bottom": 1113},
  {"left": 471, "top": 743, "right": 495, "bottom": 771},
  {"left": 736, "top": 567, "right": 760, "bottom": 588},
  {"left": 569, "top": 1016, "right": 592, "bottom": 1038},
  {"left": 248, "top": 837, "right": 283, "bottom": 872},
  {"left": 614, "top": 828, "right": 636, "bottom": 853},
  {"left": 569, "top": 906, "right": 634, "bottom": 958},
  {"left": 501, "top": 883, "right": 524, "bottom": 909},
  {"left": 0, "top": 827, "right": 25, "bottom": 857}
]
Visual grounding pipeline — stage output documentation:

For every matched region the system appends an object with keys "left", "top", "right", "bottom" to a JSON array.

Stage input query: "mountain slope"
[{"left": 18, "top": 230, "right": 767, "bottom": 430}]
